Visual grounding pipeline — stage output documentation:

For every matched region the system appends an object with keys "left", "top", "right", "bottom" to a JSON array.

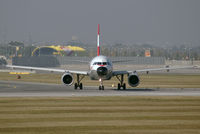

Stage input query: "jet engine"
[
  {"left": 128, "top": 73, "right": 140, "bottom": 87},
  {"left": 61, "top": 73, "right": 73, "bottom": 86}
]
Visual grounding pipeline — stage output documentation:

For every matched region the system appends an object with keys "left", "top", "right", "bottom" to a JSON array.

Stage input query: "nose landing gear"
[{"left": 99, "top": 78, "right": 104, "bottom": 90}]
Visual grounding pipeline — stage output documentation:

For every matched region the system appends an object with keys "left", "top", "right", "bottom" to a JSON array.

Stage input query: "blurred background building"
[{"left": 32, "top": 45, "right": 85, "bottom": 56}]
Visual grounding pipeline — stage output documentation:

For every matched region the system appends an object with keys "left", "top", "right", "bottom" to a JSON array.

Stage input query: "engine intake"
[
  {"left": 97, "top": 67, "right": 108, "bottom": 76},
  {"left": 128, "top": 73, "right": 140, "bottom": 87},
  {"left": 61, "top": 73, "right": 73, "bottom": 86}
]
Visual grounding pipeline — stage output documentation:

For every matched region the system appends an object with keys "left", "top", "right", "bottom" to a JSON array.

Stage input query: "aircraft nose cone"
[{"left": 97, "top": 67, "right": 108, "bottom": 76}]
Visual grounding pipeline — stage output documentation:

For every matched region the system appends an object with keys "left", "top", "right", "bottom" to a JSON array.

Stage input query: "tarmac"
[{"left": 0, "top": 80, "right": 200, "bottom": 97}]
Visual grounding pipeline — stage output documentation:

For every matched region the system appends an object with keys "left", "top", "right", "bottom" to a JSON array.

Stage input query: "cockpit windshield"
[{"left": 93, "top": 62, "right": 110, "bottom": 65}]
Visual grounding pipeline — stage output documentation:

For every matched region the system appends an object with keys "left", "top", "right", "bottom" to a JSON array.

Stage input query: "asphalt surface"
[{"left": 0, "top": 80, "right": 200, "bottom": 97}]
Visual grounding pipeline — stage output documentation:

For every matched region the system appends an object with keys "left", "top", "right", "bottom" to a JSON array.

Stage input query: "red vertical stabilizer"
[{"left": 97, "top": 24, "right": 100, "bottom": 56}]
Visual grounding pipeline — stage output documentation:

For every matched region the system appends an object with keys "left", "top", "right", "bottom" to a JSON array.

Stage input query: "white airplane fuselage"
[{"left": 89, "top": 55, "right": 113, "bottom": 80}]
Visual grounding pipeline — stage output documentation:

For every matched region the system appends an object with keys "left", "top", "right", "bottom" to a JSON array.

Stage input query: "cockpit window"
[
  {"left": 93, "top": 62, "right": 101, "bottom": 65},
  {"left": 93, "top": 62, "right": 109, "bottom": 65}
]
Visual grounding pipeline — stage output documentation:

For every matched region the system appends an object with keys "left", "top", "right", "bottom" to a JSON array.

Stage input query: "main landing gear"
[
  {"left": 99, "top": 78, "right": 104, "bottom": 90},
  {"left": 116, "top": 74, "right": 126, "bottom": 90},
  {"left": 74, "top": 74, "right": 85, "bottom": 90}
]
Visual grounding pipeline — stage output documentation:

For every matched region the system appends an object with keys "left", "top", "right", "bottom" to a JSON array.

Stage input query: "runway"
[{"left": 0, "top": 80, "right": 200, "bottom": 97}]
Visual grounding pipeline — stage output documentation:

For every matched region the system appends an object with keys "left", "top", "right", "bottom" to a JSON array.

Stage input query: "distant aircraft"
[{"left": 6, "top": 24, "right": 197, "bottom": 90}]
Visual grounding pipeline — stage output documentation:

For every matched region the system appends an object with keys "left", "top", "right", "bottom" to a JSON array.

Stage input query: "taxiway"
[{"left": 0, "top": 80, "right": 200, "bottom": 97}]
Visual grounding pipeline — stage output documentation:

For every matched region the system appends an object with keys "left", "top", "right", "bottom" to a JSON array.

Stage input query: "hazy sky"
[{"left": 0, "top": 0, "right": 200, "bottom": 46}]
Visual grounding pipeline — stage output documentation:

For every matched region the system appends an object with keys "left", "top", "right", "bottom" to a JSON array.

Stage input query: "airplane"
[{"left": 6, "top": 24, "right": 197, "bottom": 90}]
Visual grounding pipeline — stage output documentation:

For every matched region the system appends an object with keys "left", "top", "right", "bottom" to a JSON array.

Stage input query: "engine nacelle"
[
  {"left": 128, "top": 73, "right": 140, "bottom": 87},
  {"left": 61, "top": 73, "right": 73, "bottom": 86}
]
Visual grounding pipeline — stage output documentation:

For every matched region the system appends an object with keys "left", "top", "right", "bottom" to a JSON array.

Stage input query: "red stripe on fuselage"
[{"left": 98, "top": 65, "right": 105, "bottom": 67}]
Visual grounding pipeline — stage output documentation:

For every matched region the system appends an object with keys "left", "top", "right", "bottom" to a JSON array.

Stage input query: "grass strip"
[{"left": 0, "top": 96, "right": 200, "bottom": 134}]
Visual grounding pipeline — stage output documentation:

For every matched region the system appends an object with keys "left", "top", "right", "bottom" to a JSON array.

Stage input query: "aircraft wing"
[
  {"left": 6, "top": 65, "right": 88, "bottom": 75},
  {"left": 133, "top": 65, "right": 197, "bottom": 73},
  {"left": 113, "top": 65, "right": 198, "bottom": 76},
  {"left": 112, "top": 71, "right": 129, "bottom": 76}
]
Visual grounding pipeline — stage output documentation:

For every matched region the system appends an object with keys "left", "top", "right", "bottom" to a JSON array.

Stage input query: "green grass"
[
  {"left": 0, "top": 72, "right": 200, "bottom": 88},
  {"left": 0, "top": 96, "right": 200, "bottom": 134}
]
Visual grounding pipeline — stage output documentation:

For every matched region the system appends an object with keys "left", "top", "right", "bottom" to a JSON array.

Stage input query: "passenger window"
[{"left": 103, "top": 62, "right": 107, "bottom": 65}]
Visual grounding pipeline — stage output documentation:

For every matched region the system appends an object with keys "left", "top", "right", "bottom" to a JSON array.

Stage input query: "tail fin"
[{"left": 97, "top": 24, "right": 100, "bottom": 56}]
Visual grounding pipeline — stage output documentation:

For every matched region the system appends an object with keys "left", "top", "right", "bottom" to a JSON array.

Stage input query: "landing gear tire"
[
  {"left": 99, "top": 86, "right": 104, "bottom": 90},
  {"left": 118, "top": 83, "right": 121, "bottom": 90},
  {"left": 80, "top": 83, "right": 83, "bottom": 90},
  {"left": 74, "top": 83, "right": 83, "bottom": 90},
  {"left": 123, "top": 83, "right": 126, "bottom": 90},
  {"left": 117, "top": 83, "right": 126, "bottom": 90},
  {"left": 74, "top": 83, "right": 78, "bottom": 90}
]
